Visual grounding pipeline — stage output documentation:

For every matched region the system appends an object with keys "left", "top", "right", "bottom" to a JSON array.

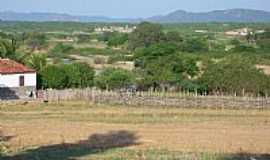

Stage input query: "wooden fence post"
[{"left": 92, "top": 88, "right": 96, "bottom": 104}]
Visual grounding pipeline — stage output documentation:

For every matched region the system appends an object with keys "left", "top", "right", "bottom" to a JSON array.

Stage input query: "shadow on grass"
[
  {"left": 2, "top": 130, "right": 139, "bottom": 160},
  {"left": 0, "top": 129, "right": 14, "bottom": 142},
  {"left": 220, "top": 153, "right": 270, "bottom": 160}
]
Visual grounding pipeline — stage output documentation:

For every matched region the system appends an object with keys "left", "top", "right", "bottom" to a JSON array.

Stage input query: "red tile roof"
[{"left": 0, "top": 59, "right": 36, "bottom": 74}]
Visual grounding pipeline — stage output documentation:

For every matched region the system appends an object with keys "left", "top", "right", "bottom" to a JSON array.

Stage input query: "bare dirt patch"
[
  {"left": 256, "top": 65, "right": 270, "bottom": 75},
  {"left": 1, "top": 103, "right": 270, "bottom": 155}
]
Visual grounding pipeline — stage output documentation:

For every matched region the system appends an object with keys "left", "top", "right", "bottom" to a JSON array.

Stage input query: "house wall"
[{"left": 0, "top": 73, "right": 36, "bottom": 88}]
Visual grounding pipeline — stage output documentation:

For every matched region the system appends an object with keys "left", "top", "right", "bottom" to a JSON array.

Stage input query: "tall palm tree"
[
  {"left": 0, "top": 40, "right": 10, "bottom": 58},
  {"left": 0, "top": 38, "right": 17, "bottom": 59},
  {"left": 26, "top": 54, "right": 47, "bottom": 71}
]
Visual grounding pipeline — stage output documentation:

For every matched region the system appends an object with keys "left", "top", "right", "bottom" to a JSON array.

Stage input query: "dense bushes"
[
  {"left": 199, "top": 55, "right": 270, "bottom": 96},
  {"left": 40, "top": 64, "right": 135, "bottom": 90},
  {"left": 128, "top": 22, "right": 211, "bottom": 53},
  {"left": 0, "top": 40, "right": 16, "bottom": 59},
  {"left": 107, "top": 54, "right": 133, "bottom": 64},
  {"left": 129, "top": 23, "right": 270, "bottom": 94},
  {"left": 95, "top": 68, "right": 135, "bottom": 90},
  {"left": 134, "top": 43, "right": 199, "bottom": 91},
  {"left": 256, "top": 29, "right": 270, "bottom": 50},
  {"left": 49, "top": 43, "right": 74, "bottom": 58},
  {"left": 106, "top": 32, "right": 128, "bottom": 47},
  {"left": 25, "top": 32, "right": 48, "bottom": 51},
  {"left": 231, "top": 44, "right": 256, "bottom": 53},
  {"left": 2, "top": 22, "right": 269, "bottom": 97},
  {"left": 40, "top": 63, "right": 95, "bottom": 89},
  {"left": 97, "top": 32, "right": 128, "bottom": 47},
  {"left": 128, "top": 22, "right": 164, "bottom": 50},
  {"left": 181, "top": 38, "right": 209, "bottom": 53},
  {"left": 75, "top": 47, "right": 128, "bottom": 56}
]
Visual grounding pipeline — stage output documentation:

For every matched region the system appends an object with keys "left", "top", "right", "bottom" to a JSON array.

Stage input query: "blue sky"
[{"left": 1, "top": 0, "right": 269, "bottom": 18}]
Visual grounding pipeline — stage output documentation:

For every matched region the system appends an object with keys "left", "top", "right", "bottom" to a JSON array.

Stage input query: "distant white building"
[
  {"left": 94, "top": 25, "right": 136, "bottom": 34},
  {"left": 0, "top": 59, "right": 37, "bottom": 99},
  {"left": 225, "top": 28, "right": 252, "bottom": 36},
  {"left": 195, "top": 30, "right": 208, "bottom": 33}
]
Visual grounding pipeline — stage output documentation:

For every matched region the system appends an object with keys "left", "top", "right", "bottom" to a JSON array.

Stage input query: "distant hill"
[
  {"left": 0, "top": 11, "right": 140, "bottom": 23},
  {"left": 0, "top": 9, "right": 270, "bottom": 23},
  {"left": 147, "top": 9, "right": 270, "bottom": 23}
]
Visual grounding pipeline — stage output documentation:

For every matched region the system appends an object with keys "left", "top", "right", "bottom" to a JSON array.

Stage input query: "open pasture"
[{"left": 0, "top": 101, "right": 270, "bottom": 159}]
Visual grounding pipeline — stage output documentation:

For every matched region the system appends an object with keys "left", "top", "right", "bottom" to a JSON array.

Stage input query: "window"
[{"left": 19, "top": 75, "right": 25, "bottom": 87}]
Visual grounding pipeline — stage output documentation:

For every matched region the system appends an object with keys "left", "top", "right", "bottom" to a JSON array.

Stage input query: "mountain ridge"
[
  {"left": 147, "top": 9, "right": 270, "bottom": 23},
  {"left": 0, "top": 9, "right": 270, "bottom": 23}
]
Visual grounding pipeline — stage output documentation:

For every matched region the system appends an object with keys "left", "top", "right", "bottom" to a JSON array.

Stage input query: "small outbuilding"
[{"left": 0, "top": 58, "right": 37, "bottom": 100}]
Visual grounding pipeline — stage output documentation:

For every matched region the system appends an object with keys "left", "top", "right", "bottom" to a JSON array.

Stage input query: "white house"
[
  {"left": 0, "top": 59, "right": 37, "bottom": 99},
  {"left": 225, "top": 28, "right": 252, "bottom": 36}
]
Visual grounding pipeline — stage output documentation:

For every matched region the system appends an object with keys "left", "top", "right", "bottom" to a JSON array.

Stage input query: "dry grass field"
[{"left": 0, "top": 101, "right": 270, "bottom": 160}]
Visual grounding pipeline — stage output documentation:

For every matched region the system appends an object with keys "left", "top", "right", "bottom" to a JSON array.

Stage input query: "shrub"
[
  {"left": 232, "top": 44, "right": 256, "bottom": 53},
  {"left": 199, "top": 55, "right": 270, "bottom": 96},
  {"left": 40, "top": 63, "right": 95, "bottom": 89},
  {"left": 25, "top": 32, "right": 47, "bottom": 50},
  {"left": 95, "top": 68, "right": 135, "bottom": 90},
  {"left": 77, "top": 34, "right": 91, "bottom": 43},
  {"left": 134, "top": 43, "right": 199, "bottom": 91},
  {"left": 107, "top": 54, "right": 134, "bottom": 64},
  {"left": 181, "top": 38, "right": 209, "bottom": 53},
  {"left": 50, "top": 43, "right": 74, "bottom": 58},
  {"left": 128, "top": 22, "right": 164, "bottom": 50},
  {"left": 107, "top": 32, "right": 128, "bottom": 47},
  {"left": 40, "top": 65, "right": 68, "bottom": 89},
  {"left": 73, "top": 63, "right": 95, "bottom": 88}
]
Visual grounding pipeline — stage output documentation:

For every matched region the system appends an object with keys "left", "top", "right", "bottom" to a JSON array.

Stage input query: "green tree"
[
  {"left": 257, "top": 39, "right": 270, "bottom": 50},
  {"left": 62, "top": 63, "right": 95, "bottom": 88},
  {"left": 232, "top": 44, "right": 256, "bottom": 53},
  {"left": 181, "top": 38, "right": 209, "bottom": 53},
  {"left": 230, "top": 39, "right": 241, "bottom": 46},
  {"left": 50, "top": 43, "right": 74, "bottom": 58},
  {"left": 165, "top": 31, "right": 183, "bottom": 44},
  {"left": 74, "top": 63, "right": 95, "bottom": 88},
  {"left": 256, "top": 29, "right": 270, "bottom": 50},
  {"left": 77, "top": 34, "right": 90, "bottom": 43},
  {"left": 199, "top": 55, "right": 270, "bottom": 96},
  {"left": 40, "top": 63, "right": 95, "bottom": 89},
  {"left": 0, "top": 40, "right": 16, "bottom": 59},
  {"left": 134, "top": 43, "right": 199, "bottom": 91},
  {"left": 95, "top": 68, "right": 135, "bottom": 90},
  {"left": 40, "top": 65, "right": 68, "bottom": 89},
  {"left": 107, "top": 32, "right": 128, "bottom": 47},
  {"left": 61, "top": 64, "right": 81, "bottom": 88},
  {"left": 128, "top": 22, "right": 164, "bottom": 50}
]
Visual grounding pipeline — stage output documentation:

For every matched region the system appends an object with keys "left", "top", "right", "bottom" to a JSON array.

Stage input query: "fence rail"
[{"left": 40, "top": 89, "right": 270, "bottom": 109}]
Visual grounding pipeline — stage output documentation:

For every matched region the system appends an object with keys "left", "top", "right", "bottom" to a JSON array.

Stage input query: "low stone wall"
[
  {"left": 42, "top": 89, "right": 270, "bottom": 109},
  {"left": 0, "top": 86, "right": 36, "bottom": 100}
]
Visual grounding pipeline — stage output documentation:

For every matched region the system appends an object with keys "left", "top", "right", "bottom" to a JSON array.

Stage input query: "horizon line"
[{"left": 0, "top": 8, "right": 269, "bottom": 19}]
